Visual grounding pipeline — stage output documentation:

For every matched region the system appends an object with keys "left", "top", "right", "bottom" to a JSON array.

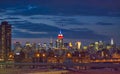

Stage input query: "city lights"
[
  {"left": 66, "top": 52, "right": 72, "bottom": 58},
  {"left": 0, "top": 21, "right": 120, "bottom": 73},
  {"left": 42, "top": 53, "right": 46, "bottom": 57},
  {"left": 0, "top": 21, "right": 120, "bottom": 64},
  {"left": 69, "top": 42, "right": 73, "bottom": 47},
  {"left": 35, "top": 52, "right": 40, "bottom": 58},
  {"left": 0, "top": 0, "right": 120, "bottom": 73}
]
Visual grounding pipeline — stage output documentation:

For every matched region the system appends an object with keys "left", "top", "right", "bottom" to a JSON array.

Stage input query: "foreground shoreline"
[{"left": 0, "top": 68, "right": 120, "bottom": 74}]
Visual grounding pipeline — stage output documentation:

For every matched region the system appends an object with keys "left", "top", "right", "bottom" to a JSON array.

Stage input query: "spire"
[
  {"left": 58, "top": 29, "right": 64, "bottom": 39},
  {"left": 59, "top": 29, "right": 62, "bottom": 34},
  {"left": 59, "top": 24, "right": 64, "bottom": 34}
]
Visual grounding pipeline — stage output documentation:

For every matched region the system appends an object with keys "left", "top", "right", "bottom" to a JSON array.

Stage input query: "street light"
[
  {"left": 42, "top": 53, "right": 46, "bottom": 57},
  {"left": 66, "top": 52, "right": 72, "bottom": 58},
  {"left": 35, "top": 52, "right": 40, "bottom": 58},
  {"left": 36, "top": 53, "right": 40, "bottom": 58}
]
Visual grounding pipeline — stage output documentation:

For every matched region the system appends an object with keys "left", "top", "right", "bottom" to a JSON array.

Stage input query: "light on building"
[
  {"left": 35, "top": 53, "right": 40, "bottom": 58},
  {"left": 26, "top": 42, "right": 32, "bottom": 47},
  {"left": 9, "top": 55, "right": 13, "bottom": 58},
  {"left": 83, "top": 46, "right": 87, "bottom": 50},
  {"left": 54, "top": 56, "right": 57, "bottom": 58},
  {"left": 89, "top": 43, "right": 94, "bottom": 47},
  {"left": 95, "top": 42, "right": 99, "bottom": 50},
  {"left": 8, "top": 52, "right": 14, "bottom": 61},
  {"left": 95, "top": 42, "right": 99, "bottom": 45},
  {"left": 42, "top": 53, "right": 46, "bottom": 57},
  {"left": 58, "top": 30, "right": 64, "bottom": 39},
  {"left": 69, "top": 42, "right": 73, "bottom": 47},
  {"left": 76, "top": 41, "right": 81, "bottom": 49},
  {"left": 107, "top": 45, "right": 111, "bottom": 50},
  {"left": 111, "top": 38, "right": 114, "bottom": 45},
  {"left": 15, "top": 53, "right": 20, "bottom": 55},
  {"left": 67, "top": 52, "right": 72, "bottom": 58}
]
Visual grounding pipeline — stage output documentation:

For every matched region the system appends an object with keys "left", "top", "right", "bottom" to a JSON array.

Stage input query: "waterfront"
[
  {"left": 0, "top": 62, "right": 120, "bottom": 74},
  {"left": 0, "top": 68, "right": 120, "bottom": 74}
]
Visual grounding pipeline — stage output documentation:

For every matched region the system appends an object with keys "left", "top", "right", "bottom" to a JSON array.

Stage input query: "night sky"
[{"left": 0, "top": 0, "right": 120, "bottom": 44}]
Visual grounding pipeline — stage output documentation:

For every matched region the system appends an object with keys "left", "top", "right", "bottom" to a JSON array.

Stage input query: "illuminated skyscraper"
[
  {"left": 75, "top": 41, "right": 82, "bottom": 50},
  {"left": 94, "top": 42, "right": 99, "bottom": 51},
  {"left": 69, "top": 42, "right": 73, "bottom": 48},
  {"left": 56, "top": 30, "right": 64, "bottom": 48},
  {"left": 0, "top": 21, "right": 11, "bottom": 61},
  {"left": 111, "top": 38, "right": 114, "bottom": 45}
]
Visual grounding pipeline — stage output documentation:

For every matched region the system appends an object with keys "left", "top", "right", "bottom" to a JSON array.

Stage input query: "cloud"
[
  {"left": 54, "top": 18, "right": 86, "bottom": 26},
  {"left": 0, "top": 1, "right": 120, "bottom": 43},
  {"left": 7, "top": 19, "right": 109, "bottom": 41},
  {"left": 1, "top": 1, "right": 119, "bottom": 17},
  {"left": 70, "top": 28, "right": 91, "bottom": 31},
  {"left": 96, "top": 22, "right": 113, "bottom": 26},
  {"left": 0, "top": 9, "right": 120, "bottom": 42},
  {"left": 13, "top": 28, "right": 48, "bottom": 34}
]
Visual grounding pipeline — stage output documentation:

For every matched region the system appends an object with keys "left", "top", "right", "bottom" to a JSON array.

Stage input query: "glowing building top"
[
  {"left": 111, "top": 38, "right": 114, "bottom": 45},
  {"left": 57, "top": 30, "right": 64, "bottom": 39}
]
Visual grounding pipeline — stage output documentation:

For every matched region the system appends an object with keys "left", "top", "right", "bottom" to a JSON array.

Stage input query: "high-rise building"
[
  {"left": 69, "top": 42, "right": 73, "bottom": 48},
  {"left": 49, "top": 37, "right": 53, "bottom": 48},
  {"left": 56, "top": 30, "right": 64, "bottom": 48},
  {"left": 111, "top": 38, "right": 114, "bottom": 45},
  {"left": 75, "top": 41, "right": 82, "bottom": 50},
  {"left": 0, "top": 21, "right": 11, "bottom": 61},
  {"left": 94, "top": 42, "right": 99, "bottom": 51}
]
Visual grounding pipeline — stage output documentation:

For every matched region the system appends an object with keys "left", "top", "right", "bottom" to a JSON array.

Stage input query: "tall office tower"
[
  {"left": 94, "top": 42, "right": 99, "bottom": 51},
  {"left": 0, "top": 21, "right": 11, "bottom": 61},
  {"left": 69, "top": 42, "right": 73, "bottom": 48},
  {"left": 38, "top": 43, "right": 42, "bottom": 51},
  {"left": 49, "top": 37, "right": 53, "bottom": 49},
  {"left": 111, "top": 38, "right": 114, "bottom": 45},
  {"left": 75, "top": 41, "right": 82, "bottom": 50},
  {"left": 56, "top": 30, "right": 64, "bottom": 48}
]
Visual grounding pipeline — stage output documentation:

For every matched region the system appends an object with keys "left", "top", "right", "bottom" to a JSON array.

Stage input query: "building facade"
[
  {"left": 56, "top": 30, "right": 64, "bottom": 48},
  {"left": 0, "top": 21, "right": 11, "bottom": 61}
]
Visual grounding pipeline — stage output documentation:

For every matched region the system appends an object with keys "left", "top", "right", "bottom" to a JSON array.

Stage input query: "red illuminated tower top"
[{"left": 57, "top": 30, "right": 64, "bottom": 39}]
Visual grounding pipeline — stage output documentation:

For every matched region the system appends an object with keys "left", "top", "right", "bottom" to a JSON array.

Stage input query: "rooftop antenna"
[{"left": 59, "top": 24, "right": 64, "bottom": 34}]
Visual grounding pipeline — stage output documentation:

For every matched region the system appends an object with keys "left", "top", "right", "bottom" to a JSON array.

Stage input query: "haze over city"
[{"left": 0, "top": 0, "right": 120, "bottom": 45}]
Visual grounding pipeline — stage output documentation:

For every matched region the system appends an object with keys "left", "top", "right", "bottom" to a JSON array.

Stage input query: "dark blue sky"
[{"left": 0, "top": 0, "right": 120, "bottom": 44}]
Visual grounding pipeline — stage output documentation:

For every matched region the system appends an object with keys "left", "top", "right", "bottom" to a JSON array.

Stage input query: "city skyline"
[{"left": 0, "top": 0, "right": 120, "bottom": 44}]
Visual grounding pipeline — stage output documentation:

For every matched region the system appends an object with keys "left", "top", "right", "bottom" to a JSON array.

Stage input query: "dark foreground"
[{"left": 0, "top": 68, "right": 120, "bottom": 74}]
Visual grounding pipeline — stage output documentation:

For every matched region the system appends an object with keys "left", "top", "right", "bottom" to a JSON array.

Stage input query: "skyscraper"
[
  {"left": 56, "top": 30, "right": 64, "bottom": 48},
  {"left": 0, "top": 21, "right": 11, "bottom": 61},
  {"left": 76, "top": 41, "right": 82, "bottom": 50},
  {"left": 111, "top": 38, "right": 114, "bottom": 45}
]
